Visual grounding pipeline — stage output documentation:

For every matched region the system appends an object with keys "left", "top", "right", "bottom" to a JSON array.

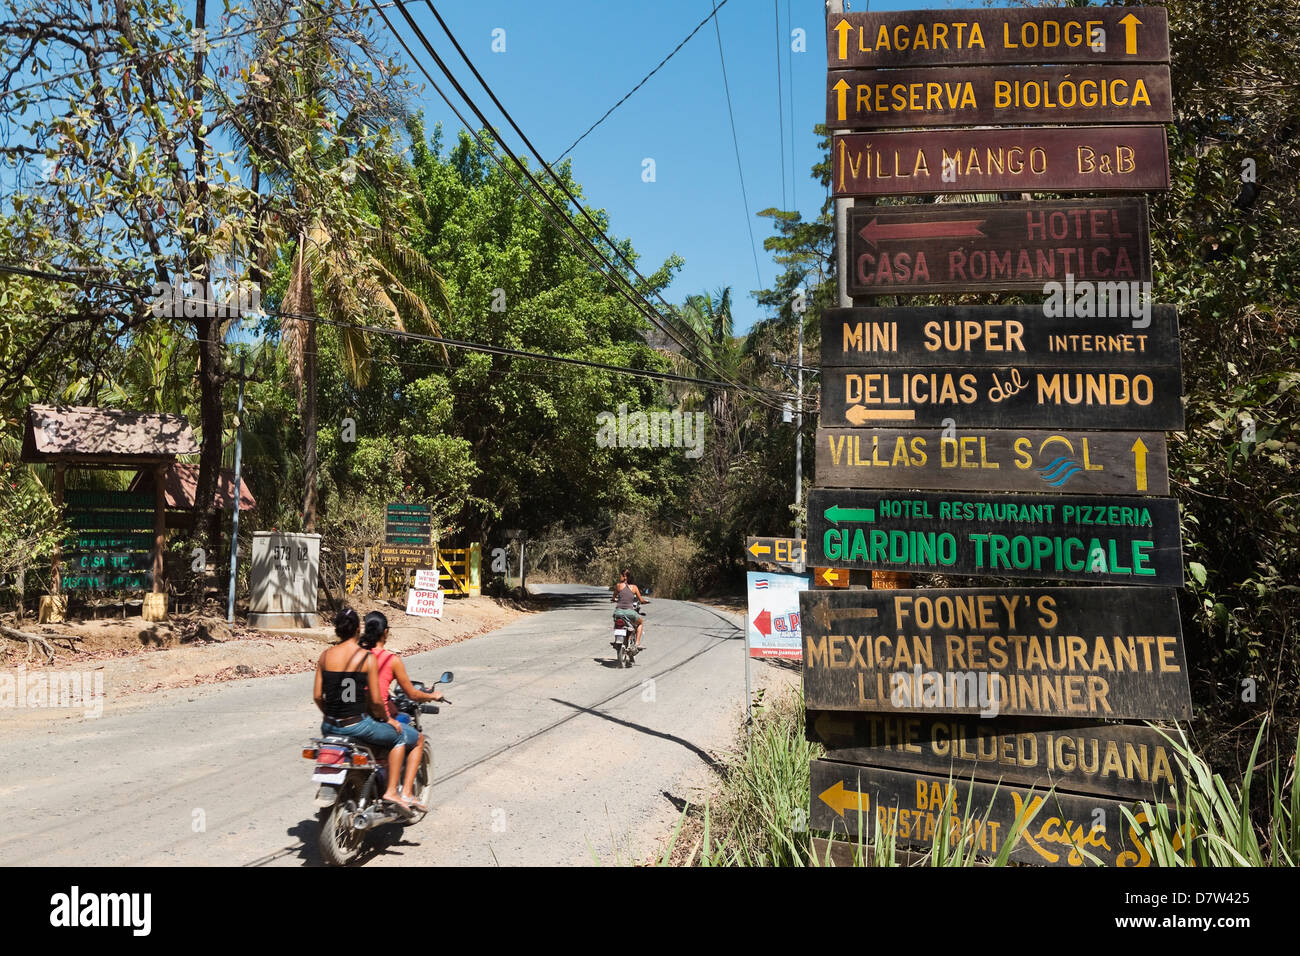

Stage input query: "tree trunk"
[{"left": 301, "top": 316, "right": 318, "bottom": 532}]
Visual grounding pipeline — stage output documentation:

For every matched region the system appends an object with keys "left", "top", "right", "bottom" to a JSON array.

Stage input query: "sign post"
[{"left": 808, "top": 3, "right": 1183, "bottom": 865}]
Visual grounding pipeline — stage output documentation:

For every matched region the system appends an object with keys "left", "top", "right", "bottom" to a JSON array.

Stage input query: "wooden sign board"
[
  {"left": 807, "top": 489, "right": 1183, "bottom": 586},
  {"left": 386, "top": 503, "right": 431, "bottom": 516},
  {"left": 833, "top": 126, "right": 1169, "bottom": 197},
  {"left": 64, "top": 533, "right": 155, "bottom": 551},
  {"left": 808, "top": 711, "right": 1183, "bottom": 802},
  {"left": 64, "top": 490, "right": 154, "bottom": 510},
  {"left": 816, "top": 428, "right": 1169, "bottom": 496},
  {"left": 820, "top": 305, "right": 1177, "bottom": 368},
  {"left": 67, "top": 511, "right": 154, "bottom": 530},
  {"left": 745, "top": 536, "right": 806, "bottom": 570},
  {"left": 826, "top": 7, "right": 1171, "bottom": 68},
  {"left": 373, "top": 545, "right": 435, "bottom": 568},
  {"left": 827, "top": 64, "right": 1172, "bottom": 130},
  {"left": 810, "top": 759, "right": 1164, "bottom": 867},
  {"left": 844, "top": 200, "right": 1152, "bottom": 296},
  {"left": 61, "top": 571, "right": 153, "bottom": 591},
  {"left": 814, "top": 566, "right": 850, "bottom": 588},
  {"left": 821, "top": 364, "right": 1184, "bottom": 431},
  {"left": 799, "top": 586, "right": 1190, "bottom": 719}
]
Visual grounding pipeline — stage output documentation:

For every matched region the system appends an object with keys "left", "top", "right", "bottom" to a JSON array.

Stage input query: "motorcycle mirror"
[{"left": 440, "top": 671, "right": 454, "bottom": 684}]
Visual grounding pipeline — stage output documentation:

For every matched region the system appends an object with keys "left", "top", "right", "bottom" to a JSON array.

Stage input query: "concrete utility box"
[{"left": 248, "top": 532, "right": 322, "bottom": 629}]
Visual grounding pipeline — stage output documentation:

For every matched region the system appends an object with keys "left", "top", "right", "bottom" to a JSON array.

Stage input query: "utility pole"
[
  {"left": 226, "top": 353, "right": 246, "bottom": 623},
  {"left": 795, "top": 310, "right": 804, "bottom": 544}
]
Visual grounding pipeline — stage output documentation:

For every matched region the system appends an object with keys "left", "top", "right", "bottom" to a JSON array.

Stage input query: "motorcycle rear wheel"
[{"left": 318, "top": 781, "right": 364, "bottom": 866}]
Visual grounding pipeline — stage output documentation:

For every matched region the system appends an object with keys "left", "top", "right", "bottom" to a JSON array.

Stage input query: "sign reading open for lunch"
[
  {"left": 800, "top": 586, "right": 1191, "bottom": 719},
  {"left": 826, "top": 7, "right": 1170, "bottom": 68},
  {"left": 807, "top": 488, "right": 1183, "bottom": 586}
]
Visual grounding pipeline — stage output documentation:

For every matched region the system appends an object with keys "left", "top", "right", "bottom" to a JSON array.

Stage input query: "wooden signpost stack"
[{"left": 803, "top": 6, "right": 1189, "bottom": 866}]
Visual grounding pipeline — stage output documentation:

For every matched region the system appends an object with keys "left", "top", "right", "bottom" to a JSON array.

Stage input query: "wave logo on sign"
[
  {"left": 755, "top": 579, "right": 769, "bottom": 590},
  {"left": 1034, "top": 436, "right": 1084, "bottom": 488}
]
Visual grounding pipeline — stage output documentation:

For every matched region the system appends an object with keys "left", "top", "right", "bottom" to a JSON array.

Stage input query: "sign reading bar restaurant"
[
  {"left": 807, "top": 489, "right": 1183, "bottom": 586},
  {"left": 821, "top": 364, "right": 1184, "bottom": 431},
  {"left": 826, "top": 7, "right": 1171, "bottom": 68},
  {"left": 62, "top": 489, "right": 154, "bottom": 591},
  {"left": 385, "top": 502, "right": 431, "bottom": 545},
  {"left": 820, "top": 305, "right": 1177, "bottom": 367},
  {"left": 810, "top": 759, "right": 1161, "bottom": 867},
  {"left": 833, "top": 126, "right": 1169, "bottom": 197},
  {"left": 845, "top": 200, "right": 1152, "bottom": 296},
  {"left": 807, "top": 712, "right": 1184, "bottom": 802},
  {"left": 816, "top": 427, "right": 1169, "bottom": 496},
  {"left": 827, "top": 64, "right": 1172, "bottom": 129},
  {"left": 799, "top": 586, "right": 1191, "bottom": 719}
]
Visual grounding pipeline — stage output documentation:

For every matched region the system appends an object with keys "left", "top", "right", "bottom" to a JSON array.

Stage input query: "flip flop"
[
  {"left": 407, "top": 800, "right": 429, "bottom": 813},
  {"left": 384, "top": 798, "right": 414, "bottom": 817}
]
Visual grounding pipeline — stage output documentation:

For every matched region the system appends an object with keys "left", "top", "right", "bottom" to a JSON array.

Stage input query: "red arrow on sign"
[
  {"left": 858, "top": 217, "right": 986, "bottom": 249},
  {"left": 752, "top": 608, "right": 772, "bottom": 637}
]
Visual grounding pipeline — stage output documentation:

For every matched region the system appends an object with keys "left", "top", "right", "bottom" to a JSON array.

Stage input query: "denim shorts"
[
  {"left": 321, "top": 715, "right": 402, "bottom": 749},
  {"left": 397, "top": 721, "right": 420, "bottom": 750}
]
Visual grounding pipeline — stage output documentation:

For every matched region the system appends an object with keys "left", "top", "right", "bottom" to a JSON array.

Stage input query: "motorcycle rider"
[
  {"left": 612, "top": 567, "right": 648, "bottom": 649},
  {"left": 364, "top": 611, "right": 444, "bottom": 813},
  {"left": 313, "top": 607, "right": 411, "bottom": 814}
]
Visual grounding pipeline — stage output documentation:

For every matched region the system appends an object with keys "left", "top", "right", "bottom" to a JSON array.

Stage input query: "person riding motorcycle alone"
[{"left": 612, "top": 567, "right": 648, "bottom": 649}]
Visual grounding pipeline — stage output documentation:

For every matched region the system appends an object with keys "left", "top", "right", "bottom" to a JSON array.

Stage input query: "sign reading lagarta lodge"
[
  {"left": 826, "top": 7, "right": 1171, "bottom": 69},
  {"left": 799, "top": 586, "right": 1191, "bottom": 719}
]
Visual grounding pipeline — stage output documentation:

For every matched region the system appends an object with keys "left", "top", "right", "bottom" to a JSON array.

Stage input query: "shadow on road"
[{"left": 549, "top": 697, "right": 723, "bottom": 772}]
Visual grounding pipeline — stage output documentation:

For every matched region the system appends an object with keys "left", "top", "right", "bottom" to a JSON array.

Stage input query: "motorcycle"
[
  {"left": 303, "top": 670, "right": 454, "bottom": 866},
  {"left": 611, "top": 603, "right": 643, "bottom": 668}
]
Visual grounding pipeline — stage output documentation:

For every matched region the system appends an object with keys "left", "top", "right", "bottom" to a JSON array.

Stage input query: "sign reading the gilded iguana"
[
  {"left": 799, "top": 586, "right": 1191, "bottom": 718},
  {"left": 816, "top": 428, "right": 1168, "bottom": 495},
  {"left": 807, "top": 711, "right": 1184, "bottom": 802},
  {"left": 807, "top": 488, "right": 1183, "bottom": 586}
]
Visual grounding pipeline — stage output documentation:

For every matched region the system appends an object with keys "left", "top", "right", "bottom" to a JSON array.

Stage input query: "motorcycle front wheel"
[
  {"left": 404, "top": 738, "right": 435, "bottom": 825},
  {"left": 318, "top": 780, "right": 364, "bottom": 866}
]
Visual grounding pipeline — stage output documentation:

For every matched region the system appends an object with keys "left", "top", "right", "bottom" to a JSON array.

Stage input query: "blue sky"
[{"left": 386, "top": 0, "right": 939, "bottom": 333}]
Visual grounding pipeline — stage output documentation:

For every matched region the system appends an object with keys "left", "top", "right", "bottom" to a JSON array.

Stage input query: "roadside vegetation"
[{"left": 661, "top": 685, "right": 1300, "bottom": 867}]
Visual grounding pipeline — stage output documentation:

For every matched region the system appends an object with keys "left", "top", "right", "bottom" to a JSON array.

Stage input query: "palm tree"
[{"left": 224, "top": 0, "right": 451, "bottom": 530}]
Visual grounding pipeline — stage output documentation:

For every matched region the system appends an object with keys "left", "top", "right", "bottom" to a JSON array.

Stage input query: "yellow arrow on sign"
[
  {"left": 1119, "top": 13, "right": 1142, "bottom": 55},
  {"left": 1131, "top": 437, "right": 1149, "bottom": 492},
  {"left": 819, "top": 779, "right": 870, "bottom": 819},
  {"left": 846, "top": 404, "right": 917, "bottom": 424},
  {"left": 832, "top": 77, "right": 851, "bottom": 122},
  {"left": 833, "top": 18, "right": 853, "bottom": 61},
  {"left": 748, "top": 541, "right": 771, "bottom": 558}
]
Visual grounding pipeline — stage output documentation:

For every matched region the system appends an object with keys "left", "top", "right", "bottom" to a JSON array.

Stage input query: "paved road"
[{"left": 0, "top": 585, "right": 780, "bottom": 866}]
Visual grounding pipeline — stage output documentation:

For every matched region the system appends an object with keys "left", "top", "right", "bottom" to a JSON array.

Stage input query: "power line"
[
  {"left": 711, "top": 1, "right": 764, "bottom": 292},
  {"left": 385, "top": 3, "right": 786, "bottom": 411},
  {"left": 0, "top": 261, "right": 784, "bottom": 395},
  {"left": 414, "top": 1, "right": 773, "bottom": 407},
  {"left": 774, "top": 0, "right": 786, "bottom": 213},
  {"left": 551, "top": 0, "right": 733, "bottom": 164}
]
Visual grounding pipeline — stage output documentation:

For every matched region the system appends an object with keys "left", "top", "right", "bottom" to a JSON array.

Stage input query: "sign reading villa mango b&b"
[{"left": 807, "top": 488, "right": 1182, "bottom": 587}]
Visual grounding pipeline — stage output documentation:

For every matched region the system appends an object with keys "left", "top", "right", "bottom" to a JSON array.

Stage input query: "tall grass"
[{"left": 662, "top": 686, "right": 1300, "bottom": 867}]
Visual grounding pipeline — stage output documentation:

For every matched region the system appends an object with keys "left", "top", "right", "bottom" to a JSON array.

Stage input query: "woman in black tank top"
[{"left": 313, "top": 607, "right": 411, "bottom": 810}]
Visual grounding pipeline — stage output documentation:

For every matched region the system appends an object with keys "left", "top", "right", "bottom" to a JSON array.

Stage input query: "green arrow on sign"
[{"left": 824, "top": 504, "right": 876, "bottom": 524}]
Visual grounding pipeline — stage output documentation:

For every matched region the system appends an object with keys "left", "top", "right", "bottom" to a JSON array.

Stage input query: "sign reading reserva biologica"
[{"left": 807, "top": 488, "right": 1182, "bottom": 586}]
